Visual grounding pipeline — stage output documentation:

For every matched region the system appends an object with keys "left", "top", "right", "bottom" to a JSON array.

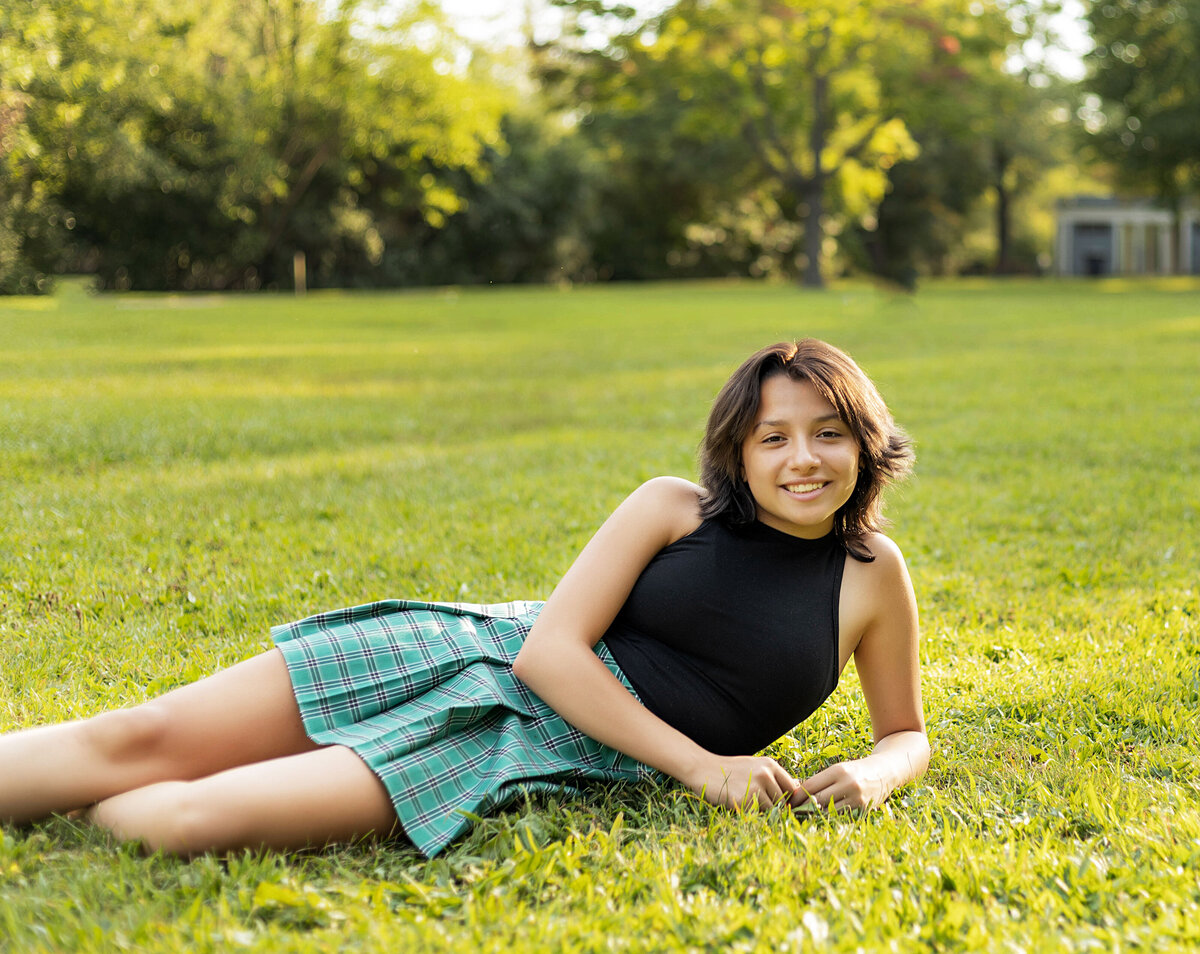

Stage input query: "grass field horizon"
[{"left": 2, "top": 277, "right": 1198, "bottom": 951}]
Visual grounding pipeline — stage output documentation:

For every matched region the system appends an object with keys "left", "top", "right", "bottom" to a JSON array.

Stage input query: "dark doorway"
[{"left": 1073, "top": 224, "right": 1114, "bottom": 276}]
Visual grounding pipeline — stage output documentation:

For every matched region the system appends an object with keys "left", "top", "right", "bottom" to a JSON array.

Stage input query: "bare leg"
[
  {"left": 87, "top": 745, "right": 398, "bottom": 855},
  {"left": 0, "top": 650, "right": 317, "bottom": 824}
]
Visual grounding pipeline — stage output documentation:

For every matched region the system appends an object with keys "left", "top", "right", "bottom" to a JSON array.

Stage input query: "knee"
[
  {"left": 81, "top": 705, "right": 172, "bottom": 765},
  {"left": 92, "top": 781, "right": 232, "bottom": 857},
  {"left": 150, "top": 786, "right": 230, "bottom": 856}
]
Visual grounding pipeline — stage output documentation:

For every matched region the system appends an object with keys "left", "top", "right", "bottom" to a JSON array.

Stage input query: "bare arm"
[
  {"left": 513, "top": 477, "right": 802, "bottom": 810},
  {"left": 795, "top": 534, "right": 929, "bottom": 809}
]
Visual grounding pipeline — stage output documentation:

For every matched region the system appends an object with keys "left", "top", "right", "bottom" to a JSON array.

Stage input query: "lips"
[{"left": 784, "top": 481, "right": 827, "bottom": 494}]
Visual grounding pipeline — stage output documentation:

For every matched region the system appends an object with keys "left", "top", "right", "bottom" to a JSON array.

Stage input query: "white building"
[{"left": 1056, "top": 196, "right": 1200, "bottom": 276}]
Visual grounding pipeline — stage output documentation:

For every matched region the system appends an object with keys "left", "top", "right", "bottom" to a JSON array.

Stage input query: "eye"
[
  {"left": 761, "top": 434, "right": 786, "bottom": 444},
  {"left": 817, "top": 428, "right": 843, "bottom": 440}
]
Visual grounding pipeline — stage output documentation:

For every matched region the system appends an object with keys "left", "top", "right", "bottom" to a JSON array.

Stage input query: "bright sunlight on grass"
[{"left": 1, "top": 278, "right": 1198, "bottom": 951}]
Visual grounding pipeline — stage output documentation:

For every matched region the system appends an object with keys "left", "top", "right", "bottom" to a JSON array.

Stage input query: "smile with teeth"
[{"left": 784, "top": 481, "right": 827, "bottom": 494}]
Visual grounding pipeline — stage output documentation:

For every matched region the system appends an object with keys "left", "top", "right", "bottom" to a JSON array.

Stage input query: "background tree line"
[{"left": 1, "top": 0, "right": 1197, "bottom": 293}]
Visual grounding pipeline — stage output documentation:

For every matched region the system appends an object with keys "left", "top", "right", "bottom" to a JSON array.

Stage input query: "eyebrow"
[{"left": 753, "top": 414, "right": 844, "bottom": 431}]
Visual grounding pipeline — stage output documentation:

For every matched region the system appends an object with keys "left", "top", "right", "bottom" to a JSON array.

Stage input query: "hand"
[
  {"left": 684, "top": 754, "right": 801, "bottom": 812},
  {"left": 792, "top": 758, "right": 887, "bottom": 812}
]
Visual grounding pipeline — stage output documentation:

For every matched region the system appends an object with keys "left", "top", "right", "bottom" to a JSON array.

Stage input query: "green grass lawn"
[{"left": 1, "top": 277, "right": 1198, "bottom": 951}]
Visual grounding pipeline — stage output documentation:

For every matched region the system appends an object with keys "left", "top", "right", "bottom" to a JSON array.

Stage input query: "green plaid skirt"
[{"left": 270, "top": 598, "right": 654, "bottom": 857}]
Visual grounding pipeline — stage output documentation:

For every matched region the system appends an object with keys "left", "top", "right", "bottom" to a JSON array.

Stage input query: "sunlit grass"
[{"left": 1, "top": 277, "right": 1199, "bottom": 951}]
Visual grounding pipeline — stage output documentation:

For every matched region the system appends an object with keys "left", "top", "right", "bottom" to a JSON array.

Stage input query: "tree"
[
  {"left": 0, "top": 0, "right": 507, "bottom": 290},
  {"left": 0, "top": 0, "right": 118, "bottom": 291},
  {"left": 344, "top": 109, "right": 602, "bottom": 286},
  {"left": 549, "top": 0, "right": 928, "bottom": 287},
  {"left": 987, "top": 1, "right": 1080, "bottom": 273},
  {"left": 845, "top": 0, "right": 1077, "bottom": 280},
  {"left": 189, "top": 0, "right": 508, "bottom": 288},
  {"left": 1082, "top": 0, "right": 1200, "bottom": 202},
  {"left": 851, "top": 2, "right": 1010, "bottom": 283}
]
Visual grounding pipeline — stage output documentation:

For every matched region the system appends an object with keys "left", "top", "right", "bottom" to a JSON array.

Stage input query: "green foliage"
[
  {"left": 0, "top": 0, "right": 506, "bottom": 291},
  {"left": 0, "top": 3, "right": 74, "bottom": 293},
  {"left": 2, "top": 278, "right": 1200, "bottom": 949},
  {"left": 1082, "top": 0, "right": 1200, "bottom": 199},
  {"left": 367, "top": 111, "right": 602, "bottom": 286},
  {"left": 3, "top": 0, "right": 1153, "bottom": 294},
  {"left": 852, "top": 2, "right": 1073, "bottom": 282},
  {"left": 545, "top": 0, "right": 1067, "bottom": 287},
  {"left": 552, "top": 0, "right": 931, "bottom": 286}
]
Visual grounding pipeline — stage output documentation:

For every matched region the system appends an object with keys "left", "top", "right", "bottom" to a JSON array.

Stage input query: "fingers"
[
  {"left": 707, "top": 757, "right": 799, "bottom": 812},
  {"left": 795, "top": 759, "right": 881, "bottom": 812},
  {"left": 794, "top": 785, "right": 851, "bottom": 813},
  {"left": 797, "top": 777, "right": 848, "bottom": 811},
  {"left": 796, "top": 769, "right": 833, "bottom": 805},
  {"left": 723, "top": 768, "right": 776, "bottom": 811},
  {"left": 746, "top": 763, "right": 789, "bottom": 810},
  {"left": 758, "top": 759, "right": 802, "bottom": 810},
  {"left": 700, "top": 757, "right": 883, "bottom": 816}
]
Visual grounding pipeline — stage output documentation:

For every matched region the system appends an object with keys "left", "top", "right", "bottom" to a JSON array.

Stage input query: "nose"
[{"left": 789, "top": 438, "right": 819, "bottom": 471}]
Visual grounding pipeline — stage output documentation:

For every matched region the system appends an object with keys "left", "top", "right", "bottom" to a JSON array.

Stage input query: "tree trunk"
[
  {"left": 802, "top": 185, "right": 825, "bottom": 289},
  {"left": 800, "top": 70, "right": 829, "bottom": 289},
  {"left": 994, "top": 142, "right": 1012, "bottom": 275}
]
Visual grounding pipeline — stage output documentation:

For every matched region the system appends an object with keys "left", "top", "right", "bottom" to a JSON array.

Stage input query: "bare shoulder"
[
  {"left": 526, "top": 476, "right": 703, "bottom": 647},
  {"left": 635, "top": 474, "right": 703, "bottom": 502},
  {"left": 845, "top": 532, "right": 915, "bottom": 601},
  {"left": 840, "top": 532, "right": 917, "bottom": 655},
  {"left": 857, "top": 532, "right": 910, "bottom": 579},
  {"left": 624, "top": 476, "right": 704, "bottom": 542}
]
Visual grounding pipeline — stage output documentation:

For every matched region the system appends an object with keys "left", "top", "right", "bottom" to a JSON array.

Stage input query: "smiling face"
[{"left": 740, "top": 373, "right": 860, "bottom": 539}]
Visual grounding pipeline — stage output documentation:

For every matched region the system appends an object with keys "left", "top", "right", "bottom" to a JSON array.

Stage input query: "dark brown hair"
[{"left": 698, "top": 339, "right": 914, "bottom": 561}]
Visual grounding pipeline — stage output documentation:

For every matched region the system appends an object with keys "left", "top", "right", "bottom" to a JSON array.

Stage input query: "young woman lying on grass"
[{"left": 0, "top": 339, "right": 929, "bottom": 858}]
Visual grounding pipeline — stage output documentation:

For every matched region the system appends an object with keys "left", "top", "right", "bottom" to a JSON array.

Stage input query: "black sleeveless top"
[{"left": 602, "top": 519, "right": 846, "bottom": 756}]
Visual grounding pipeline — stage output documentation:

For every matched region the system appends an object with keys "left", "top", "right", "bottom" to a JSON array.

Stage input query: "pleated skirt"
[{"left": 270, "top": 598, "right": 655, "bottom": 857}]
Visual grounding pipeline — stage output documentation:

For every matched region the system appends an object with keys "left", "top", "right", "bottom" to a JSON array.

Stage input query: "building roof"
[{"left": 1055, "top": 195, "right": 1167, "bottom": 211}]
